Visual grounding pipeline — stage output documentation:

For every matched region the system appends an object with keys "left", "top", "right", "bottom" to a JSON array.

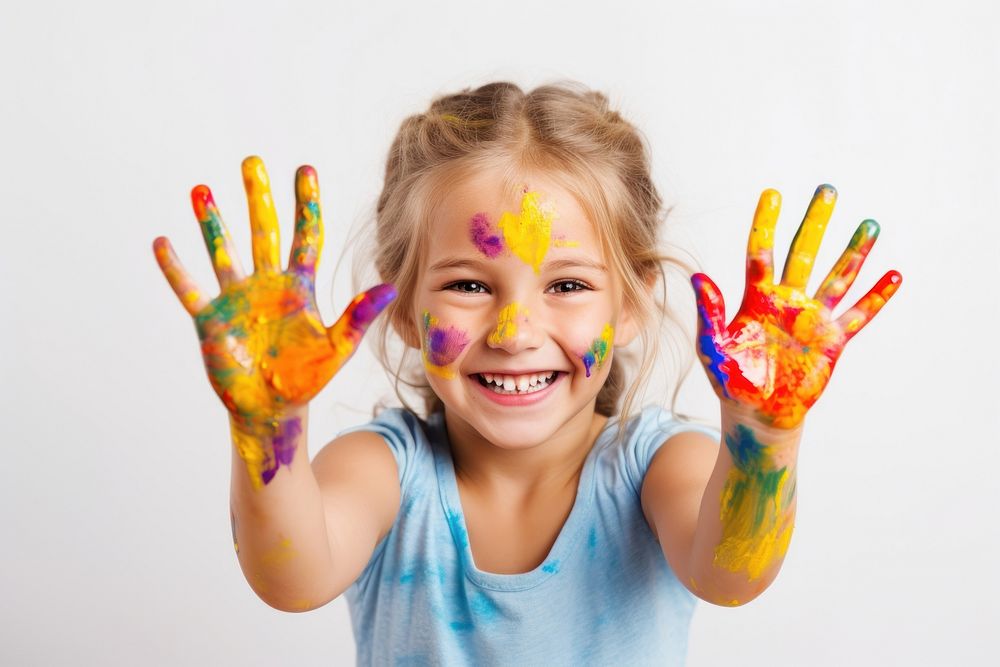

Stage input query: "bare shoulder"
[
  {"left": 640, "top": 429, "right": 719, "bottom": 541},
  {"left": 310, "top": 430, "right": 401, "bottom": 599}
]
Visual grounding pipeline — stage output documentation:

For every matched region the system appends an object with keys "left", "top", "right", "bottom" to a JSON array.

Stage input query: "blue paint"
[
  {"left": 724, "top": 424, "right": 766, "bottom": 471},
  {"left": 542, "top": 559, "right": 561, "bottom": 574},
  {"left": 587, "top": 526, "right": 598, "bottom": 561},
  {"left": 696, "top": 329, "right": 730, "bottom": 399},
  {"left": 470, "top": 591, "right": 500, "bottom": 622},
  {"left": 446, "top": 509, "right": 469, "bottom": 550}
]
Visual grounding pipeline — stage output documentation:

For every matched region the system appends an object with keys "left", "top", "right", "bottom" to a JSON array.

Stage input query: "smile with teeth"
[{"left": 476, "top": 371, "right": 559, "bottom": 394}]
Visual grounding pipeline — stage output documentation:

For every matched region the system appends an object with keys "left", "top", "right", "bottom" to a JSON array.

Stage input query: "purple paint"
[
  {"left": 349, "top": 283, "right": 398, "bottom": 328},
  {"left": 261, "top": 416, "right": 302, "bottom": 485},
  {"left": 469, "top": 212, "right": 504, "bottom": 258},
  {"left": 423, "top": 312, "right": 469, "bottom": 367}
]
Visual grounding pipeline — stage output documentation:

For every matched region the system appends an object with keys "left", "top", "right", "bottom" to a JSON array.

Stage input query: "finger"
[
  {"left": 190, "top": 185, "right": 246, "bottom": 288},
  {"left": 691, "top": 272, "right": 726, "bottom": 339},
  {"left": 288, "top": 165, "right": 324, "bottom": 275},
  {"left": 691, "top": 272, "right": 731, "bottom": 397},
  {"left": 814, "top": 219, "right": 880, "bottom": 309},
  {"left": 780, "top": 184, "right": 838, "bottom": 290},
  {"left": 836, "top": 270, "right": 902, "bottom": 342},
  {"left": 745, "top": 189, "right": 782, "bottom": 285},
  {"left": 153, "top": 236, "right": 210, "bottom": 316},
  {"left": 241, "top": 156, "right": 281, "bottom": 274},
  {"left": 327, "top": 284, "right": 398, "bottom": 361}
]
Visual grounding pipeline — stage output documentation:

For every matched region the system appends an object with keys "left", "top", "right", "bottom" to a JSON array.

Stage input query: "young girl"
[{"left": 153, "top": 81, "right": 901, "bottom": 665}]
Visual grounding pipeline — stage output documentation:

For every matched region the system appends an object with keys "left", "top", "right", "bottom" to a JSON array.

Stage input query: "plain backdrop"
[{"left": 2, "top": 0, "right": 997, "bottom": 664}]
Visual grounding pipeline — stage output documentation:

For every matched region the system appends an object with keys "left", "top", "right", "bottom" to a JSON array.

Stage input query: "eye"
[
  {"left": 444, "top": 280, "right": 490, "bottom": 294},
  {"left": 548, "top": 279, "right": 591, "bottom": 294}
]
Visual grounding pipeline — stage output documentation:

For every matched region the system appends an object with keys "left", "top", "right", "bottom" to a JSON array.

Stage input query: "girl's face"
[{"left": 410, "top": 165, "right": 641, "bottom": 450}]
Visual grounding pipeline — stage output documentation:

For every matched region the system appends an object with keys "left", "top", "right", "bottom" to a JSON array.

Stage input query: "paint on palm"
[
  {"left": 422, "top": 311, "right": 470, "bottom": 379},
  {"left": 153, "top": 156, "right": 396, "bottom": 490},
  {"left": 691, "top": 185, "right": 902, "bottom": 428},
  {"left": 581, "top": 324, "right": 614, "bottom": 377},
  {"left": 714, "top": 425, "right": 796, "bottom": 580}
]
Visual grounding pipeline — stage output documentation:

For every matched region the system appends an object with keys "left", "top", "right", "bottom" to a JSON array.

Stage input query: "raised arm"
[
  {"left": 153, "top": 156, "right": 396, "bottom": 611},
  {"left": 643, "top": 185, "right": 901, "bottom": 606}
]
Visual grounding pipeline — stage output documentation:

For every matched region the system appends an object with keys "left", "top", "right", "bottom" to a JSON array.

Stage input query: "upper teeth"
[{"left": 480, "top": 372, "right": 556, "bottom": 391}]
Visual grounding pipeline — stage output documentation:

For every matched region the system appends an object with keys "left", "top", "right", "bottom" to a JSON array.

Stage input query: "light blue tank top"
[{"left": 338, "top": 406, "right": 719, "bottom": 666}]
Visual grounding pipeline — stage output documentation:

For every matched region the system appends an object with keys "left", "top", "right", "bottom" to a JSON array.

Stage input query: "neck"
[{"left": 443, "top": 402, "right": 608, "bottom": 502}]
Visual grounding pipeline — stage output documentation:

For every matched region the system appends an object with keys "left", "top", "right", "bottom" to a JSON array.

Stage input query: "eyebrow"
[{"left": 428, "top": 256, "right": 608, "bottom": 273}]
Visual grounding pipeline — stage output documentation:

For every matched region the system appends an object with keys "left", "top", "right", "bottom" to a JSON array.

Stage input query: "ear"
[
  {"left": 614, "top": 272, "right": 656, "bottom": 348},
  {"left": 615, "top": 301, "right": 642, "bottom": 348}
]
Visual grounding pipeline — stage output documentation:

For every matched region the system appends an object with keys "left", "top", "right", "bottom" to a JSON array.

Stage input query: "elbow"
[
  {"left": 687, "top": 574, "right": 771, "bottom": 608},
  {"left": 255, "top": 589, "right": 332, "bottom": 613},
  {"left": 243, "top": 572, "right": 335, "bottom": 613}
]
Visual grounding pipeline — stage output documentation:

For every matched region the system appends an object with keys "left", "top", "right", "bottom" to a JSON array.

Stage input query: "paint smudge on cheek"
[
  {"left": 469, "top": 212, "right": 505, "bottom": 258},
  {"left": 498, "top": 191, "right": 554, "bottom": 273},
  {"left": 581, "top": 324, "right": 614, "bottom": 377},
  {"left": 422, "top": 311, "right": 470, "bottom": 379},
  {"left": 487, "top": 303, "right": 528, "bottom": 345},
  {"left": 714, "top": 424, "right": 795, "bottom": 580}
]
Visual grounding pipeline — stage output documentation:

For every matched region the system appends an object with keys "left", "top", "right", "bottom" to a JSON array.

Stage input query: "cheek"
[
  {"left": 420, "top": 310, "right": 471, "bottom": 379},
  {"left": 578, "top": 323, "right": 616, "bottom": 378},
  {"left": 559, "top": 311, "right": 617, "bottom": 379}
]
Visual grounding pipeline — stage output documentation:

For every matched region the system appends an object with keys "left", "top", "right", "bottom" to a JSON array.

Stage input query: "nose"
[{"left": 486, "top": 302, "right": 542, "bottom": 354}]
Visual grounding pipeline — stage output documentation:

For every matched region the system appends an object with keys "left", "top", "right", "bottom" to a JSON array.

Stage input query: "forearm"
[
  {"left": 688, "top": 402, "right": 802, "bottom": 606},
  {"left": 228, "top": 406, "right": 335, "bottom": 611}
]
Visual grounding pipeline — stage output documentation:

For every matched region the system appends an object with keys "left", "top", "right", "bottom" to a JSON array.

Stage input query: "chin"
[{"left": 473, "top": 422, "right": 554, "bottom": 450}]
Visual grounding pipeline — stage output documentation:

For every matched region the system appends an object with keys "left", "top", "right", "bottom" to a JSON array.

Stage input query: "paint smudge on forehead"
[
  {"left": 422, "top": 311, "right": 470, "bottom": 379},
  {"left": 581, "top": 324, "right": 614, "bottom": 377},
  {"left": 488, "top": 303, "right": 528, "bottom": 345},
  {"left": 498, "top": 191, "right": 555, "bottom": 273},
  {"left": 469, "top": 212, "right": 505, "bottom": 258}
]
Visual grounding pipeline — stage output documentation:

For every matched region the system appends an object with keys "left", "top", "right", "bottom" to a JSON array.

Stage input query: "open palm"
[
  {"left": 692, "top": 185, "right": 901, "bottom": 428},
  {"left": 153, "top": 156, "right": 395, "bottom": 422}
]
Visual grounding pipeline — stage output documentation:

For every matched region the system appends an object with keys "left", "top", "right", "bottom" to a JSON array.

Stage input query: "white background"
[{"left": 2, "top": 0, "right": 997, "bottom": 664}]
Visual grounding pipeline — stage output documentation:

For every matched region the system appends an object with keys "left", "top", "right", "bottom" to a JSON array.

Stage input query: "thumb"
[
  {"left": 691, "top": 272, "right": 726, "bottom": 339},
  {"left": 327, "top": 284, "right": 398, "bottom": 359},
  {"left": 691, "top": 272, "right": 732, "bottom": 400}
]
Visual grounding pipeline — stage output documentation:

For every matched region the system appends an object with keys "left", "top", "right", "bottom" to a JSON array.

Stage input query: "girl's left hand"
[{"left": 691, "top": 185, "right": 901, "bottom": 429}]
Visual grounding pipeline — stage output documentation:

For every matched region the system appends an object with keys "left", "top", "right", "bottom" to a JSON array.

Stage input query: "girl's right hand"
[{"left": 153, "top": 156, "right": 396, "bottom": 426}]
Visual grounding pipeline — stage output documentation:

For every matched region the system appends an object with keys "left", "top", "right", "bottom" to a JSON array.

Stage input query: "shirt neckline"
[{"left": 429, "top": 411, "right": 614, "bottom": 592}]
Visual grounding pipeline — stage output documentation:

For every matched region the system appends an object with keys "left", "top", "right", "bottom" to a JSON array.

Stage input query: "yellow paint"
[
  {"left": 747, "top": 189, "right": 781, "bottom": 283},
  {"left": 488, "top": 303, "right": 527, "bottom": 345},
  {"left": 713, "top": 467, "right": 794, "bottom": 580},
  {"left": 242, "top": 156, "right": 281, "bottom": 272},
  {"left": 498, "top": 191, "right": 554, "bottom": 273},
  {"left": 292, "top": 166, "right": 323, "bottom": 272},
  {"left": 232, "top": 428, "right": 268, "bottom": 491},
  {"left": 781, "top": 185, "right": 836, "bottom": 289},
  {"left": 251, "top": 571, "right": 269, "bottom": 594},
  {"left": 213, "top": 245, "right": 233, "bottom": 271},
  {"left": 424, "top": 360, "right": 457, "bottom": 380},
  {"left": 261, "top": 536, "right": 298, "bottom": 567}
]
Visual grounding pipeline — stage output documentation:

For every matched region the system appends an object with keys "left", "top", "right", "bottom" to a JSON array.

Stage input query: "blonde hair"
[{"left": 352, "top": 80, "right": 701, "bottom": 431}]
